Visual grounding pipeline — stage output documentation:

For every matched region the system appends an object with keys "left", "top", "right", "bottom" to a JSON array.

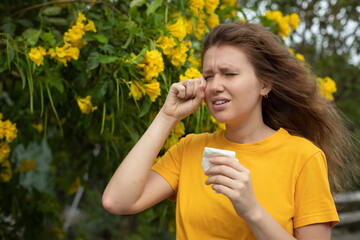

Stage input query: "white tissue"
[{"left": 201, "top": 147, "right": 236, "bottom": 171}]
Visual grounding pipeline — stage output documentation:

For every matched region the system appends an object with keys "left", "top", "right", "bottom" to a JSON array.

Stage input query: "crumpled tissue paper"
[{"left": 201, "top": 147, "right": 237, "bottom": 171}]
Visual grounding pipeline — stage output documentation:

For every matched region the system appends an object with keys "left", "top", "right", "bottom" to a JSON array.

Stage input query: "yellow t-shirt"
[{"left": 152, "top": 128, "right": 339, "bottom": 239}]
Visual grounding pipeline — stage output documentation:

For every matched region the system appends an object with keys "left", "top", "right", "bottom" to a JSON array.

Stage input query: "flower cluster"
[
  {"left": 18, "top": 158, "right": 36, "bottom": 173},
  {"left": 317, "top": 77, "right": 337, "bottom": 100},
  {"left": 265, "top": 11, "right": 300, "bottom": 37},
  {"left": 0, "top": 115, "right": 18, "bottom": 182},
  {"left": 138, "top": 50, "right": 164, "bottom": 81},
  {"left": 28, "top": 12, "right": 96, "bottom": 67},
  {"left": 0, "top": 118, "right": 18, "bottom": 143},
  {"left": 129, "top": 80, "right": 161, "bottom": 102},
  {"left": 77, "top": 96, "right": 98, "bottom": 114},
  {"left": 156, "top": 35, "right": 191, "bottom": 67},
  {"left": 179, "top": 67, "right": 202, "bottom": 82},
  {"left": 131, "top": 50, "right": 164, "bottom": 102}
]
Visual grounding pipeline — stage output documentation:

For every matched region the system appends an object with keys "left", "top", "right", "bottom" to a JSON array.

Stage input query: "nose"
[{"left": 208, "top": 74, "right": 225, "bottom": 93}]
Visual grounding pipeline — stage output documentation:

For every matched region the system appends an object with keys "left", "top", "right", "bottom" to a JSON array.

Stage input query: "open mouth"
[{"left": 213, "top": 100, "right": 230, "bottom": 105}]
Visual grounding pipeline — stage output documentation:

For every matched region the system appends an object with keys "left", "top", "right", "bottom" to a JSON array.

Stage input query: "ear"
[{"left": 260, "top": 81, "right": 272, "bottom": 97}]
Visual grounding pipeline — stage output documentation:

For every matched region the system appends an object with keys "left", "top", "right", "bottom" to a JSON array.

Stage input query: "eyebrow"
[{"left": 203, "top": 66, "right": 238, "bottom": 75}]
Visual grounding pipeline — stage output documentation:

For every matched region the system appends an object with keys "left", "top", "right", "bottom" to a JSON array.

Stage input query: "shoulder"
[{"left": 281, "top": 129, "right": 322, "bottom": 156}]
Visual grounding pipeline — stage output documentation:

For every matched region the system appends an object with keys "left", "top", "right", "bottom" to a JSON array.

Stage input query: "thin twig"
[{"left": 10, "top": 0, "right": 122, "bottom": 17}]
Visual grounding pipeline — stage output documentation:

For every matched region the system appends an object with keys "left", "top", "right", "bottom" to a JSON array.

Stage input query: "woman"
[{"left": 103, "top": 22, "right": 356, "bottom": 239}]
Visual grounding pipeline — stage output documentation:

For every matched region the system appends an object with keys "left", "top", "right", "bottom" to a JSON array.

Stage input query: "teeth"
[{"left": 214, "top": 100, "right": 228, "bottom": 105}]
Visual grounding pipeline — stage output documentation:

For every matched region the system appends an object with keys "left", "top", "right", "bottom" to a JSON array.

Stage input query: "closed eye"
[
  {"left": 204, "top": 75, "right": 214, "bottom": 80},
  {"left": 225, "top": 73, "right": 237, "bottom": 76}
]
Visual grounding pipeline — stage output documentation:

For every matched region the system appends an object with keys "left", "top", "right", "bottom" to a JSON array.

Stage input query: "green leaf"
[
  {"left": 44, "top": 64, "right": 64, "bottom": 93},
  {"left": 23, "top": 29, "right": 41, "bottom": 46},
  {"left": 130, "top": 0, "right": 145, "bottom": 8},
  {"left": 139, "top": 97, "right": 151, "bottom": 118},
  {"left": 87, "top": 52, "right": 100, "bottom": 71},
  {"left": 99, "top": 55, "right": 118, "bottom": 64},
  {"left": 47, "top": 17, "right": 68, "bottom": 26},
  {"left": 41, "top": 31, "right": 55, "bottom": 44},
  {"left": 91, "top": 34, "right": 108, "bottom": 44},
  {"left": 146, "top": 0, "right": 162, "bottom": 16},
  {"left": 42, "top": 6, "right": 62, "bottom": 16}
]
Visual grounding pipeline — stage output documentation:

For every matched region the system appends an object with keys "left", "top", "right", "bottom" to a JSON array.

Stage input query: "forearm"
[
  {"left": 102, "top": 110, "right": 178, "bottom": 213},
  {"left": 245, "top": 203, "right": 296, "bottom": 240}
]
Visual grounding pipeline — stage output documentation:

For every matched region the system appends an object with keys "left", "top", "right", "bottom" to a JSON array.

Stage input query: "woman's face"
[{"left": 203, "top": 45, "right": 270, "bottom": 127}]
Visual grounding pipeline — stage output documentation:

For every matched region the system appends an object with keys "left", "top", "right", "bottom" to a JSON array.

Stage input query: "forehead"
[{"left": 202, "top": 45, "right": 250, "bottom": 72}]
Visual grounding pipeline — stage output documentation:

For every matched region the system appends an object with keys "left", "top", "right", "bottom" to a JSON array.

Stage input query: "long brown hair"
[{"left": 201, "top": 21, "right": 359, "bottom": 193}]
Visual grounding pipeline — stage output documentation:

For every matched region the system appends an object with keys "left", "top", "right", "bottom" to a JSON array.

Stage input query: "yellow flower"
[
  {"left": 206, "top": 13, "right": 219, "bottom": 29},
  {"left": 18, "top": 158, "right": 36, "bottom": 173},
  {"left": 28, "top": 47, "right": 45, "bottom": 67},
  {"left": 169, "top": 42, "right": 189, "bottom": 67},
  {"left": 76, "top": 12, "right": 86, "bottom": 25},
  {"left": 31, "top": 123, "right": 43, "bottom": 133},
  {"left": 167, "top": 16, "right": 187, "bottom": 41},
  {"left": 65, "top": 46, "right": 80, "bottom": 61},
  {"left": 288, "top": 48, "right": 294, "bottom": 55},
  {"left": 188, "top": 53, "right": 201, "bottom": 69},
  {"left": 55, "top": 45, "right": 67, "bottom": 58},
  {"left": 278, "top": 20, "right": 290, "bottom": 37},
  {"left": 129, "top": 81, "right": 145, "bottom": 100},
  {"left": 289, "top": 13, "right": 300, "bottom": 30},
  {"left": 295, "top": 53, "right": 305, "bottom": 63},
  {"left": 124, "top": 54, "right": 137, "bottom": 63},
  {"left": 265, "top": 10, "right": 283, "bottom": 23},
  {"left": 317, "top": 77, "right": 337, "bottom": 101},
  {"left": 194, "top": 14, "right": 208, "bottom": 40},
  {"left": 179, "top": 67, "right": 202, "bottom": 82},
  {"left": 64, "top": 23, "right": 85, "bottom": 42},
  {"left": 0, "top": 160, "right": 12, "bottom": 182},
  {"left": 77, "top": 96, "right": 98, "bottom": 114},
  {"left": 190, "top": 0, "right": 204, "bottom": 15},
  {"left": 185, "top": 18, "right": 194, "bottom": 35},
  {"left": 156, "top": 35, "right": 176, "bottom": 56},
  {"left": 68, "top": 177, "right": 81, "bottom": 194},
  {"left": 0, "top": 142, "right": 10, "bottom": 163},
  {"left": 138, "top": 50, "right": 164, "bottom": 81},
  {"left": 0, "top": 119, "right": 18, "bottom": 143},
  {"left": 70, "top": 39, "right": 87, "bottom": 49},
  {"left": 84, "top": 20, "right": 97, "bottom": 32},
  {"left": 145, "top": 80, "right": 161, "bottom": 102},
  {"left": 204, "top": 0, "right": 219, "bottom": 13},
  {"left": 48, "top": 48, "right": 57, "bottom": 58},
  {"left": 56, "top": 57, "right": 68, "bottom": 66}
]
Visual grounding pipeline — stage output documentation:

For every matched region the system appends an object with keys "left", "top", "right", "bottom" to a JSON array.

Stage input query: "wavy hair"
[{"left": 201, "top": 21, "right": 359, "bottom": 192}]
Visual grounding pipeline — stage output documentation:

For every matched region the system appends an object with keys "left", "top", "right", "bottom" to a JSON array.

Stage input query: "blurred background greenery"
[{"left": 0, "top": 0, "right": 359, "bottom": 239}]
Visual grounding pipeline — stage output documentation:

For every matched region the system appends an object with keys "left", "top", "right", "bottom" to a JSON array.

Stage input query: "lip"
[{"left": 210, "top": 97, "right": 230, "bottom": 111}]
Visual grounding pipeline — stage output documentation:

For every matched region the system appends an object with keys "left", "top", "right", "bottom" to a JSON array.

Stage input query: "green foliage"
[{"left": 0, "top": 0, "right": 358, "bottom": 239}]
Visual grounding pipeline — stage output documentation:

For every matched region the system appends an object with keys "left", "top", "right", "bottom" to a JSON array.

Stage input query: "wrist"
[
  {"left": 157, "top": 109, "right": 180, "bottom": 127},
  {"left": 242, "top": 202, "right": 264, "bottom": 224}
]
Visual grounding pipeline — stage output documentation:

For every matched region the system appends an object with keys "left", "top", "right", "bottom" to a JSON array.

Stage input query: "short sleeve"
[
  {"left": 294, "top": 151, "right": 339, "bottom": 228},
  {"left": 151, "top": 136, "right": 186, "bottom": 201}
]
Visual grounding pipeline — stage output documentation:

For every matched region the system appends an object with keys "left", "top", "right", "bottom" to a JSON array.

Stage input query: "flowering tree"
[{"left": 0, "top": 0, "right": 341, "bottom": 239}]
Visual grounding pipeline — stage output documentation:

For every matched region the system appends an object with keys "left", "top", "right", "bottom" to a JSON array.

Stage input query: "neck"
[{"left": 225, "top": 122, "right": 276, "bottom": 144}]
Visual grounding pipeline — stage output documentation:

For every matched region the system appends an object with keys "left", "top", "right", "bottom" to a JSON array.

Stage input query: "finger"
[
  {"left": 205, "top": 174, "right": 238, "bottom": 190},
  {"left": 209, "top": 156, "right": 249, "bottom": 173},
  {"left": 184, "top": 79, "right": 196, "bottom": 98},
  {"left": 171, "top": 83, "right": 186, "bottom": 99},
  {"left": 205, "top": 163, "right": 242, "bottom": 180},
  {"left": 211, "top": 184, "right": 237, "bottom": 200}
]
